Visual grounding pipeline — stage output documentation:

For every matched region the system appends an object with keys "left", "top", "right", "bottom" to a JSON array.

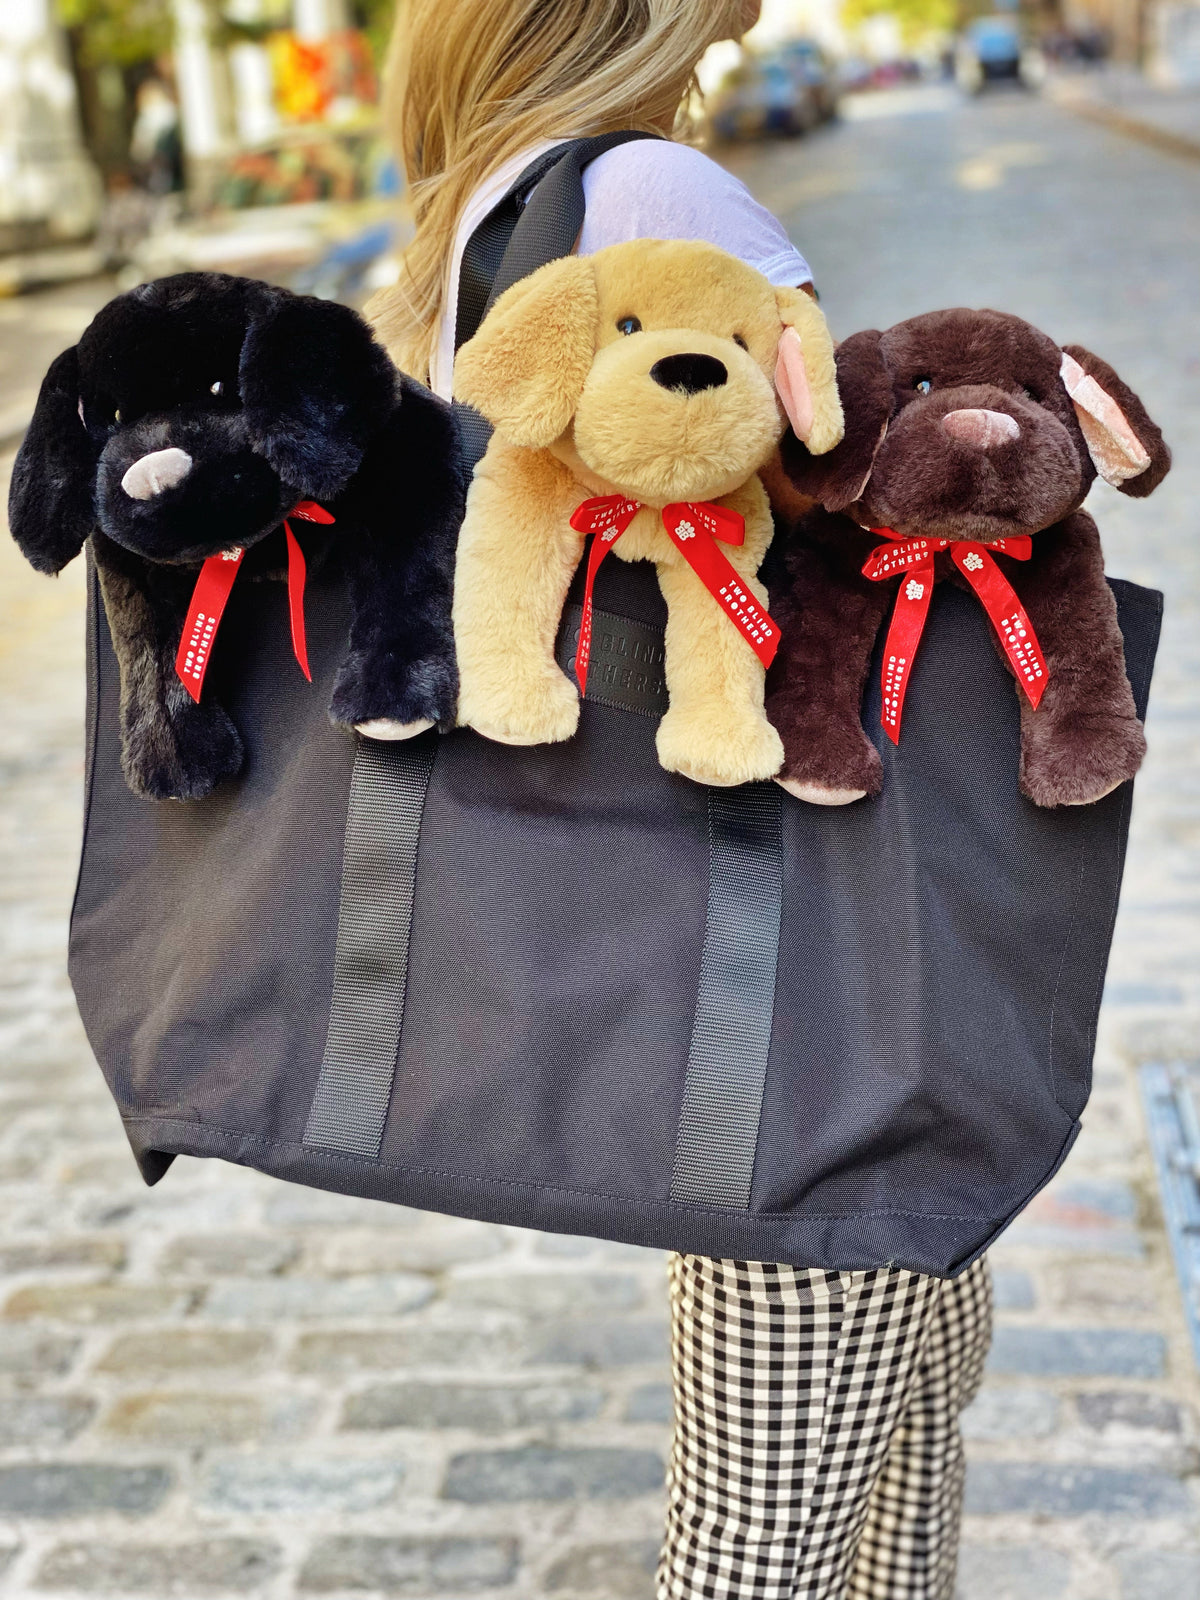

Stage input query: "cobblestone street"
[{"left": 1, "top": 87, "right": 1199, "bottom": 1599}]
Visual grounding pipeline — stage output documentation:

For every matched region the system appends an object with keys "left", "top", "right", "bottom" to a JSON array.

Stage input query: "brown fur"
[
  {"left": 765, "top": 514, "right": 891, "bottom": 802},
  {"left": 452, "top": 239, "right": 843, "bottom": 787},
  {"left": 771, "top": 308, "right": 1169, "bottom": 807}
]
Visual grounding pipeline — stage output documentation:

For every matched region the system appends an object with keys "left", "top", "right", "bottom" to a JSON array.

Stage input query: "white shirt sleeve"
[{"left": 577, "top": 139, "right": 813, "bottom": 288}]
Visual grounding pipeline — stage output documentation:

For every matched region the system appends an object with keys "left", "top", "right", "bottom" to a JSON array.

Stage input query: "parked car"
[
  {"left": 835, "top": 55, "right": 925, "bottom": 93},
  {"left": 956, "top": 15, "right": 1045, "bottom": 90},
  {"left": 709, "top": 42, "right": 838, "bottom": 140},
  {"left": 778, "top": 39, "right": 840, "bottom": 125}
]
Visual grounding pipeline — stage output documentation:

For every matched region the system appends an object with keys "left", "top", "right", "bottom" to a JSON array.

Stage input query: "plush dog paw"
[
  {"left": 771, "top": 724, "right": 882, "bottom": 805},
  {"left": 1063, "top": 778, "right": 1123, "bottom": 806},
  {"left": 657, "top": 707, "right": 784, "bottom": 788},
  {"left": 776, "top": 776, "right": 867, "bottom": 805},
  {"left": 459, "top": 665, "right": 580, "bottom": 746},
  {"left": 1019, "top": 711, "right": 1146, "bottom": 808},
  {"left": 355, "top": 717, "right": 436, "bottom": 741},
  {"left": 125, "top": 696, "right": 244, "bottom": 802},
  {"left": 330, "top": 653, "right": 455, "bottom": 732}
]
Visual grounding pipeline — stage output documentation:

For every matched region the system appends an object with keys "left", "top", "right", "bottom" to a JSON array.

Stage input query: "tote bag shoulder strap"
[
  {"left": 306, "top": 130, "right": 786, "bottom": 1186},
  {"left": 455, "top": 130, "right": 663, "bottom": 349},
  {"left": 453, "top": 130, "right": 662, "bottom": 469}
]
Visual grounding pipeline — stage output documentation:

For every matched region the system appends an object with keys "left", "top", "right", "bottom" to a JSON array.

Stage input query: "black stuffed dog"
[
  {"left": 766, "top": 309, "right": 1169, "bottom": 808},
  {"left": 9, "top": 272, "right": 463, "bottom": 800}
]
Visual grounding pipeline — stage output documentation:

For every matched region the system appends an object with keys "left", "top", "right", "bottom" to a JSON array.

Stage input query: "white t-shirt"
[{"left": 430, "top": 139, "right": 813, "bottom": 402}]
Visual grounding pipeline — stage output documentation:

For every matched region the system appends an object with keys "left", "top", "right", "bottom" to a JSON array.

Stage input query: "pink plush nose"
[
  {"left": 941, "top": 409, "right": 1020, "bottom": 449},
  {"left": 121, "top": 447, "right": 193, "bottom": 500}
]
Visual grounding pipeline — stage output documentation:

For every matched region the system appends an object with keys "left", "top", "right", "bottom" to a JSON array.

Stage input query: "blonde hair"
[{"left": 368, "top": 0, "right": 744, "bottom": 380}]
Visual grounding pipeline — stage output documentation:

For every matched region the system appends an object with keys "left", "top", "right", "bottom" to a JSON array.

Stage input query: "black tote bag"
[{"left": 67, "top": 137, "right": 1163, "bottom": 1277}]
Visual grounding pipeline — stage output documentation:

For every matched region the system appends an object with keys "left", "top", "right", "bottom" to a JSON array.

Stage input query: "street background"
[{"left": 3, "top": 0, "right": 1200, "bottom": 1595}]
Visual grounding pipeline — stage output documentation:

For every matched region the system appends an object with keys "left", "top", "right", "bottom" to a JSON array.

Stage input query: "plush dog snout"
[
  {"left": 941, "top": 409, "right": 1020, "bottom": 450},
  {"left": 649, "top": 353, "right": 728, "bottom": 395},
  {"left": 121, "top": 447, "right": 193, "bottom": 500}
]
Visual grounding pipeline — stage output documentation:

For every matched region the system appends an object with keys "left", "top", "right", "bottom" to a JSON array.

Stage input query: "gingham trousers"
[{"left": 658, "top": 1253, "right": 993, "bottom": 1600}]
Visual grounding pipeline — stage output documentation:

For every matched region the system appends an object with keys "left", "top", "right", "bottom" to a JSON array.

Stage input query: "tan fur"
[
  {"left": 453, "top": 442, "right": 586, "bottom": 744},
  {"left": 775, "top": 287, "right": 842, "bottom": 455},
  {"left": 453, "top": 257, "right": 599, "bottom": 449},
  {"left": 654, "top": 476, "right": 783, "bottom": 786},
  {"left": 452, "top": 238, "right": 842, "bottom": 784}
]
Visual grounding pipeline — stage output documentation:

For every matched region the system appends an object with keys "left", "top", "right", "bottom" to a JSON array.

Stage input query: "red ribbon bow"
[
  {"left": 568, "top": 496, "right": 779, "bottom": 695},
  {"left": 862, "top": 529, "right": 1047, "bottom": 742},
  {"left": 175, "top": 500, "right": 334, "bottom": 702}
]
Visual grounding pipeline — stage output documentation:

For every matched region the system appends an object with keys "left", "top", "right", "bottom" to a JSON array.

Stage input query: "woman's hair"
[{"left": 369, "top": 0, "right": 744, "bottom": 379}]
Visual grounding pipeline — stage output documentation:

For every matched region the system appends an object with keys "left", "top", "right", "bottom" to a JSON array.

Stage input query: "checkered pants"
[{"left": 658, "top": 1253, "right": 993, "bottom": 1600}]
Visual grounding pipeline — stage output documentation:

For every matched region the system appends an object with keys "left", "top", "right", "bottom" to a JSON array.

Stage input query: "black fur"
[
  {"left": 11, "top": 346, "right": 100, "bottom": 575},
  {"left": 8, "top": 272, "right": 464, "bottom": 801}
]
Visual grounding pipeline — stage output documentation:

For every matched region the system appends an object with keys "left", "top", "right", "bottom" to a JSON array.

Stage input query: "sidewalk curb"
[
  {"left": 0, "top": 245, "right": 109, "bottom": 298},
  {"left": 1049, "top": 80, "right": 1200, "bottom": 163}
]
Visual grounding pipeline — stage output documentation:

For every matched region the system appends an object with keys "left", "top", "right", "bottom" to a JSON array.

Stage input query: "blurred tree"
[
  {"left": 55, "top": 0, "right": 173, "bottom": 178},
  {"left": 842, "top": 0, "right": 959, "bottom": 43},
  {"left": 55, "top": 0, "right": 389, "bottom": 187},
  {"left": 56, "top": 0, "right": 172, "bottom": 66},
  {"left": 349, "top": 0, "right": 395, "bottom": 66}
]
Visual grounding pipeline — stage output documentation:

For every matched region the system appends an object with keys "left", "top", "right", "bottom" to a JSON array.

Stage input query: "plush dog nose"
[
  {"left": 649, "top": 353, "right": 728, "bottom": 395},
  {"left": 121, "top": 447, "right": 194, "bottom": 500},
  {"left": 941, "top": 409, "right": 1020, "bottom": 450}
]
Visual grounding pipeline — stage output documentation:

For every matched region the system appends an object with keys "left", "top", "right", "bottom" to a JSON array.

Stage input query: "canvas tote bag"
[{"left": 67, "top": 135, "right": 1163, "bottom": 1277}]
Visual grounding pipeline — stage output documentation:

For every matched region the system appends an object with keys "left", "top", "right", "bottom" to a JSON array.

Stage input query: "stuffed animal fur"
[
  {"left": 9, "top": 272, "right": 463, "bottom": 801},
  {"left": 766, "top": 308, "right": 1170, "bottom": 807},
  {"left": 451, "top": 238, "right": 843, "bottom": 787}
]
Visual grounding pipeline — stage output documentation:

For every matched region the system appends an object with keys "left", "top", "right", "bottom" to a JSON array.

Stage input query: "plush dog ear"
[
  {"left": 774, "top": 288, "right": 843, "bottom": 456},
  {"left": 780, "top": 329, "right": 892, "bottom": 512},
  {"left": 240, "top": 291, "right": 398, "bottom": 499},
  {"left": 453, "top": 256, "right": 598, "bottom": 449},
  {"left": 8, "top": 346, "right": 98, "bottom": 574},
  {"left": 1060, "top": 346, "right": 1170, "bottom": 498}
]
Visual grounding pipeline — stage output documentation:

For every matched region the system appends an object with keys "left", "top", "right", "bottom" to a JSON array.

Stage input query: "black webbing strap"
[
  {"left": 303, "top": 736, "right": 436, "bottom": 1157},
  {"left": 454, "top": 130, "right": 662, "bottom": 351},
  {"left": 670, "top": 784, "right": 784, "bottom": 1209},
  {"left": 452, "top": 143, "right": 577, "bottom": 360},
  {"left": 453, "top": 130, "right": 661, "bottom": 470}
]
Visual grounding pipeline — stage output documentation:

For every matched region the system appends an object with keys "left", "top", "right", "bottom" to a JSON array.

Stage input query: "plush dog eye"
[
  {"left": 914, "top": 378, "right": 932, "bottom": 394},
  {"left": 616, "top": 316, "right": 641, "bottom": 336},
  {"left": 210, "top": 380, "right": 224, "bottom": 396},
  {"left": 733, "top": 334, "right": 748, "bottom": 350}
]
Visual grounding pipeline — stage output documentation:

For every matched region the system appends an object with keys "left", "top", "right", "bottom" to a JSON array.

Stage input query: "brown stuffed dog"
[
  {"left": 451, "top": 238, "right": 843, "bottom": 787},
  {"left": 766, "top": 308, "right": 1169, "bottom": 808}
]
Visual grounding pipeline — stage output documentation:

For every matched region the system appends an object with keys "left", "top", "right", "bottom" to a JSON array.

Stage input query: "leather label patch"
[{"left": 556, "top": 603, "right": 668, "bottom": 719}]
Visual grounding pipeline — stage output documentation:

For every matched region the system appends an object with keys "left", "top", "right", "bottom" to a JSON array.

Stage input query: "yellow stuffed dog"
[{"left": 452, "top": 238, "right": 843, "bottom": 786}]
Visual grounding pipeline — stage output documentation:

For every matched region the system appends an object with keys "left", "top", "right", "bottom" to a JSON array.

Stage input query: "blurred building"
[
  {"left": 753, "top": 0, "right": 849, "bottom": 55},
  {"left": 1147, "top": 0, "right": 1200, "bottom": 79},
  {"left": 174, "top": 0, "right": 368, "bottom": 168},
  {"left": 1058, "top": 0, "right": 1135, "bottom": 60},
  {"left": 0, "top": 0, "right": 103, "bottom": 252},
  {"left": 1060, "top": 0, "right": 1200, "bottom": 71}
]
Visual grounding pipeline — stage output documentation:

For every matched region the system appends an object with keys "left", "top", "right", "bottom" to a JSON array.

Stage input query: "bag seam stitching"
[{"left": 121, "top": 1112, "right": 1070, "bottom": 1225}]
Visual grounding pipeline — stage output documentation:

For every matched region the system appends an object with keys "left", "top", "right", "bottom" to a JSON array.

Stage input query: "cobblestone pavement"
[{"left": 2, "top": 88, "right": 1199, "bottom": 1599}]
